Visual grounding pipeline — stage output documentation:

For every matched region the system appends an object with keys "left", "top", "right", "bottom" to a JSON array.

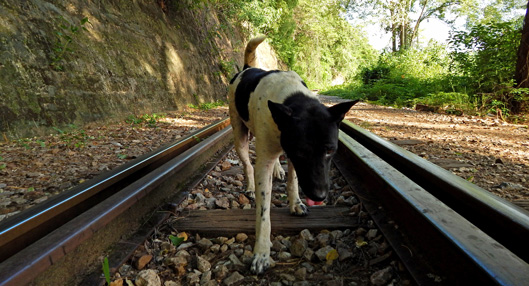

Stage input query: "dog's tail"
[{"left": 244, "top": 35, "right": 266, "bottom": 69}]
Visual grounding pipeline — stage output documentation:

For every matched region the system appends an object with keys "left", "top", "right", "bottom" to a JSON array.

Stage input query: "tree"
[
  {"left": 344, "top": 0, "right": 464, "bottom": 51},
  {"left": 514, "top": 0, "right": 529, "bottom": 113},
  {"left": 516, "top": 1, "right": 529, "bottom": 89}
]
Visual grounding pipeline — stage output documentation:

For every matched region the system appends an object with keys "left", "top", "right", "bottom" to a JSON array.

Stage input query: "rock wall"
[{"left": 0, "top": 0, "right": 281, "bottom": 138}]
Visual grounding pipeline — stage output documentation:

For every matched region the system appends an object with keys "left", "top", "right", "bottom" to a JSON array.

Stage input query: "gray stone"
[
  {"left": 290, "top": 238, "right": 308, "bottom": 257},
  {"left": 370, "top": 266, "right": 393, "bottom": 285},
  {"left": 366, "top": 229, "right": 378, "bottom": 240},
  {"left": 176, "top": 250, "right": 191, "bottom": 261},
  {"left": 497, "top": 182, "right": 525, "bottom": 191},
  {"left": 210, "top": 244, "right": 221, "bottom": 253},
  {"left": 315, "top": 246, "right": 335, "bottom": 261},
  {"left": 301, "top": 262, "right": 315, "bottom": 273},
  {"left": 235, "top": 233, "right": 248, "bottom": 242},
  {"left": 234, "top": 248, "right": 244, "bottom": 257},
  {"left": 293, "top": 282, "right": 311, "bottom": 286},
  {"left": 315, "top": 233, "right": 330, "bottom": 246},
  {"left": 200, "top": 270, "right": 212, "bottom": 286},
  {"left": 205, "top": 198, "right": 217, "bottom": 209},
  {"left": 215, "top": 197, "right": 230, "bottom": 209},
  {"left": 303, "top": 248, "right": 314, "bottom": 261},
  {"left": 337, "top": 247, "right": 353, "bottom": 261},
  {"left": 330, "top": 230, "right": 343, "bottom": 240},
  {"left": 197, "top": 255, "right": 211, "bottom": 272},
  {"left": 300, "top": 229, "right": 314, "bottom": 241},
  {"left": 278, "top": 251, "right": 292, "bottom": 261},
  {"left": 136, "top": 269, "right": 161, "bottom": 286},
  {"left": 213, "top": 264, "right": 229, "bottom": 280},
  {"left": 197, "top": 238, "right": 214, "bottom": 250},
  {"left": 176, "top": 242, "right": 193, "bottom": 250},
  {"left": 241, "top": 250, "right": 254, "bottom": 264},
  {"left": 280, "top": 273, "right": 296, "bottom": 282},
  {"left": 294, "top": 267, "right": 307, "bottom": 280},
  {"left": 195, "top": 192, "right": 206, "bottom": 204},
  {"left": 228, "top": 253, "right": 244, "bottom": 266},
  {"left": 164, "top": 256, "right": 188, "bottom": 267},
  {"left": 223, "top": 271, "right": 244, "bottom": 286},
  {"left": 272, "top": 239, "right": 286, "bottom": 251},
  {"left": 119, "top": 264, "right": 133, "bottom": 276},
  {"left": 186, "top": 271, "right": 201, "bottom": 285}
]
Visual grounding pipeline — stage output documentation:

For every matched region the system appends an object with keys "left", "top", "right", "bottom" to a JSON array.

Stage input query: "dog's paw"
[
  {"left": 251, "top": 253, "right": 271, "bottom": 274},
  {"left": 290, "top": 201, "right": 309, "bottom": 216},
  {"left": 245, "top": 190, "right": 255, "bottom": 199},
  {"left": 273, "top": 163, "right": 285, "bottom": 180}
]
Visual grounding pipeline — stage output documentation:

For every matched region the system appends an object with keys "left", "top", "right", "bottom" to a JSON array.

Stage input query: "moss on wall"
[{"left": 0, "top": 0, "right": 280, "bottom": 138}]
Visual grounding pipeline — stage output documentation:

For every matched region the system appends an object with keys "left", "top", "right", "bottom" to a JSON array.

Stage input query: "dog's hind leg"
[
  {"left": 272, "top": 158, "right": 285, "bottom": 180},
  {"left": 286, "top": 159, "right": 308, "bottom": 216},
  {"left": 231, "top": 119, "right": 255, "bottom": 196}
]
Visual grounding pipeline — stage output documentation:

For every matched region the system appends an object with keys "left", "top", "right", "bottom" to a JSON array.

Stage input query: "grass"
[{"left": 188, "top": 100, "right": 226, "bottom": 111}]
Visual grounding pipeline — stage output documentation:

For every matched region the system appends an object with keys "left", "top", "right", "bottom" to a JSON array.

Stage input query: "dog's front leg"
[
  {"left": 287, "top": 159, "right": 308, "bottom": 216},
  {"left": 251, "top": 156, "right": 275, "bottom": 274}
]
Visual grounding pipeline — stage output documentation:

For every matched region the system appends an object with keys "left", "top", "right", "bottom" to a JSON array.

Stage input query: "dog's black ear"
[
  {"left": 328, "top": 100, "right": 359, "bottom": 123},
  {"left": 268, "top": 100, "right": 293, "bottom": 128}
]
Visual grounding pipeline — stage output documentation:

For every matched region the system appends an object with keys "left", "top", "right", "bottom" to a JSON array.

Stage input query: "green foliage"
[
  {"left": 102, "top": 257, "right": 111, "bottom": 285},
  {"left": 323, "top": 41, "right": 452, "bottom": 106},
  {"left": 53, "top": 124, "right": 95, "bottom": 148},
  {"left": 323, "top": 10, "right": 527, "bottom": 121},
  {"left": 168, "top": 235, "right": 185, "bottom": 246},
  {"left": 413, "top": 92, "right": 475, "bottom": 114},
  {"left": 449, "top": 19, "right": 521, "bottom": 92},
  {"left": 188, "top": 100, "right": 226, "bottom": 111},
  {"left": 125, "top": 113, "right": 166, "bottom": 128},
  {"left": 219, "top": 59, "right": 236, "bottom": 77},
  {"left": 448, "top": 17, "right": 526, "bottom": 117},
  {"left": 215, "top": 0, "right": 376, "bottom": 89},
  {"left": 50, "top": 16, "right": 90, "bottom": 71}
]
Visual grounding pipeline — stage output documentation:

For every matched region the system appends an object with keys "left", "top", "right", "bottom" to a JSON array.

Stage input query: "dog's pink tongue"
[{"left": 306, "top": 198, "right": 323, "bottom": 206}]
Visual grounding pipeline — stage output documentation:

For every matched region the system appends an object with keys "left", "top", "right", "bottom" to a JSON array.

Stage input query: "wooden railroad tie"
[{"left": 173, "top": 206, "right": 356, "bottom": 236}]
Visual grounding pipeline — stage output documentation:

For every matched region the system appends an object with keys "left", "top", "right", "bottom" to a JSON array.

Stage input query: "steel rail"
[
  {"left": 335, "top": 129, "right": 529, "bottom": 285},
  {"left": 0, "top": 124, "right": 233, "bottom": 286},
  {"left": 339, "top": 120, "right": 529, "bottom": 262},
  {"left": 0, "top": 118, "right": 230, "bottom": 263}
]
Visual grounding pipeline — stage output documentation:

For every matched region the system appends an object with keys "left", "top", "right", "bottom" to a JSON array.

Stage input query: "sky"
[
  {"left": 366, "top": 18, "right": 457, "bottom": 50},
  {"left": 357, "top": 2, "right": 526, "bottom": 51},
  {"left": 360, "top": 14, "right": 466, "bottom": 51}
]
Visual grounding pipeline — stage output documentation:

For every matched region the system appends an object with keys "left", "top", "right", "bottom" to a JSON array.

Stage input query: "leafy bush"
[
  {"left": 216, "top": 0, "right": 376, "bottom": 89},
  {"left": 448, "top": 18, "right": 526, "bottom": 117},
  {"left": 449, "top": 20, "right": 521, "bottom": 93},
  {"left": 323, "top": 41, "right": 452, "bottom": 107}
]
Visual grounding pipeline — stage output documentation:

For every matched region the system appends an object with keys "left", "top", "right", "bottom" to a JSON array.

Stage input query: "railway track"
[{"left": 1, "top": 118, "right": 528, "bottom": 285}]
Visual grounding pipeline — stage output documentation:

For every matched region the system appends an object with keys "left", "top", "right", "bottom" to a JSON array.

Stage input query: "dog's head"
[{"left": 268, "top": 95, "right": 358, "bottom": 202}]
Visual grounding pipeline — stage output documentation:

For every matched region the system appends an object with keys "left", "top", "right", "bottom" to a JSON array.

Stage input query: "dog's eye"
[{"left": 325, "top": 148, "right": 335, "bottom": 156}]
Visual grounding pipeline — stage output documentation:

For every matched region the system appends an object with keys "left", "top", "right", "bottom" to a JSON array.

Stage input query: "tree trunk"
[
  {"left": 514, "top": 1, "right": 529, "bottom": 113},
  {"left": 390, "top": 7, "right": 397, "bottom": 52}
]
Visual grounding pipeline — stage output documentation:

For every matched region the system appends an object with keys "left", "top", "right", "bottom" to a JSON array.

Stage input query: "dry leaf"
[
  {"left": 177, "top": 232, "right": 188, "bottom": 241},
  {"left": 355, "top": 238, "right": 367, "bottom": 248},
  {"left": 325, "top": 248, "right": 339, "bottom": 265},
  {"left": 109, "top": 278, "right": 123, "bottom": 286}
]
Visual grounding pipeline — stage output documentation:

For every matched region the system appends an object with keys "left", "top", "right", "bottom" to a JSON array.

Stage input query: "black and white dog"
[{"left": 228, "top": 36, "right": 358, "bottom": 274}]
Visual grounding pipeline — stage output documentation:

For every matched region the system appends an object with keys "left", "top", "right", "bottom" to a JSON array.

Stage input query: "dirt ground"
[
  {"left": 341, "top": 99, "right": 529, "bottom": 203},
  {"left": 1, "top": 97, "right": 528, "bottom": 221}
]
